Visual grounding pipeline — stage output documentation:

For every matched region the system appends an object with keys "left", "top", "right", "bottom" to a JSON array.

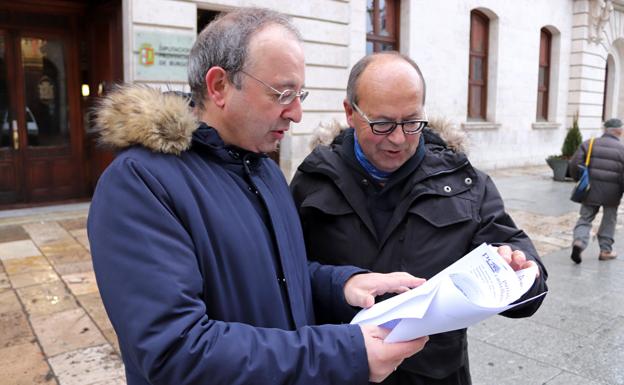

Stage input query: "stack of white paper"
[{"left": 350, "top": 243, "right": 546, "bottom": 342}]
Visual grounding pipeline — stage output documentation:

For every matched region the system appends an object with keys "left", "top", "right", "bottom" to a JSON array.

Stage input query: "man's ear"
[
  {"left": 205, "top": 67, "right": 229, "bottom": 108},
  {"left": 344, "top": 99, "right": 355, "bottom": 128}
]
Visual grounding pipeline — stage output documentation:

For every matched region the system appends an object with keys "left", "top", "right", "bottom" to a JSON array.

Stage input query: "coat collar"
[
  {"left": 299, "top": 128, "right": 470, "bottom": 184},
  {"left": 191, "top": 123, "right": 267, "bottom": 167},
  {"left": 297, "top": 129, "right": 472, "bottom": 245}
]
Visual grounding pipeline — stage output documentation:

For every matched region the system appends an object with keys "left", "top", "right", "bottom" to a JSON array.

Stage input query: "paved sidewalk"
[
  {"left": 0, "top": 204, "right": 125, "bottom": 385},
  {"left": 0, "top": 165, "right": 622, "bottom": 384},
  {"left": 469, "top": 165, "right": 624, "bottom": 385}
]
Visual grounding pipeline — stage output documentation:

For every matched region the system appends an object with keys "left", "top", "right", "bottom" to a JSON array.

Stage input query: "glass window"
[
  {"left": 536, "top": 28, "right": 551, "bottom": 121},
  {"left": 366, "top": 0, "right": 374, "bottom": 34},
  {"left": 602, "top": 58, "right": 610, "bottom": 122},
  {"left": 468, "top": 10, "right": 489, "bottom": 120},
  {"left": 21, "top": 37, "right": 69, "bottom": 147},
  {"left": 197, "top": 9, "right": 219, "bottom": 33},
  {"left": 0, "top": 35, "right": 9, "bottom": 148},
  {"left": 366, "top": 0, "right": 399, "bottom": 53}
]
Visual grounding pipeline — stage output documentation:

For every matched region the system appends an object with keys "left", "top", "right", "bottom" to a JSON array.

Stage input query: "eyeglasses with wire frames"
[
  {"left": 239, "top": 70, "right": 309, "bottom": 105},
  {"left": 351, "top": 102, "right": 428, "bottom": 135}
]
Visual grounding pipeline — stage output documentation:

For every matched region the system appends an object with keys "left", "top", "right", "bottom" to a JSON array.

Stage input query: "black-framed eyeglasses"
[
  {"left": 240, "top": 70, "right": 309, "bottom": 105},
  {"left": 352, "top": 102, "right": 428, "bottom": 135}
]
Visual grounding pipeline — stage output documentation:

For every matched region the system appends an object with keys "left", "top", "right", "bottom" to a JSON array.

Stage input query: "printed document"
[{"left": 350, "top": 243, "right": 546, "bottom": 342}]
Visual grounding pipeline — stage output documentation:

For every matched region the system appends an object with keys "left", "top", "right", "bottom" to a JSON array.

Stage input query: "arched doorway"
[
  {"left": 603, "top": 38, "right": 624, "bottom": 122},
  {"left": 603, "top": 53, "right": 615, "bottom": 121}
]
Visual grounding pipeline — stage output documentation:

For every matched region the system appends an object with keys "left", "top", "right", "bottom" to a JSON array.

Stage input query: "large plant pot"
[{"left": 546, "top": 157, "right": 569, "bottom": 181}]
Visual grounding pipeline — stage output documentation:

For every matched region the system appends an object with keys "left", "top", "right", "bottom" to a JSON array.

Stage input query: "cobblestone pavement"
[{"left": 0, "top": 165, "right": 622, "bottom": 384}]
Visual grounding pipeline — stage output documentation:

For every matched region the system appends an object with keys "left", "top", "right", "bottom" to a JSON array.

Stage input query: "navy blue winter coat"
[{"left": 87, "top": 86, "right": 368, "bottom": 385}]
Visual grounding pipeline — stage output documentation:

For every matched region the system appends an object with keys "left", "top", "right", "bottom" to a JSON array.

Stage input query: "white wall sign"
[{"left": 133, "top": 30, "right": 194, "bottom": 82}]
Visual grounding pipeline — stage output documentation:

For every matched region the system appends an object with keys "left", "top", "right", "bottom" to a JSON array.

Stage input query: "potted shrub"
[{"left": 546, "top": 112, "right": 583, "bottom": 181}]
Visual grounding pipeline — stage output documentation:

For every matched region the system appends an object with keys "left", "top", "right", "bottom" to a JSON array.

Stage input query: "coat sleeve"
[
  {"left": 568, "top": 141, "right": 587, "bottom": 181},
  {"left": 308, "top": 261, "right": 368, "bottom": 324},
  {"left": 88, "top": 157, "right": 369, "bottom": 385},
  {"left": 292, "top": 171, "right": 368, "bottom": 323},
  {"left": 471, "top": 173, "right": 549, "bottom": 318}
]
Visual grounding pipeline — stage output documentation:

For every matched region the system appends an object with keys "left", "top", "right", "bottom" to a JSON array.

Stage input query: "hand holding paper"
[
  {"left": 344, "top": 272, "right": 427, "bottom": 309},
  {"left": 350, "top": 243, "right": 546, "bottom": 343}
]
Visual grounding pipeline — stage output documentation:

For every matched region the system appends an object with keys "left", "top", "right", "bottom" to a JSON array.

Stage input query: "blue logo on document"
[{"left": 484, "top": 253, "right": 500, "bottom": 273}]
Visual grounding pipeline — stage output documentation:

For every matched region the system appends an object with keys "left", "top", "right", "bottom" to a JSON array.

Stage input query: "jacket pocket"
[
  {"left": 299, "top": 190, "right": 353, "bottom": 215},
  {"left": 408, "top": 195, "right": 473, "bottom": 227},
  {"left": 299, "top": 192, "right": 377, "bottom": 266}
]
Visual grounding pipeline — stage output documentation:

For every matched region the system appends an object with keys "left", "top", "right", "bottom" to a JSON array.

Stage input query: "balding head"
[
  {"left": 343, "top": 52, "right": 426, "bottom": 173},
  {"left": 346, "top": 52, "right": 426, "bottom": 107}
]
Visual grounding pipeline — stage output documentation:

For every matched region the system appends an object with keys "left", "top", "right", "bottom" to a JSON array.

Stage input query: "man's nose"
[
  {"left": 387, "top": 124, "right": 407, "bottom": 144},
  {"left": 282, "top": 96, "right": 303, "bottom": 123}
]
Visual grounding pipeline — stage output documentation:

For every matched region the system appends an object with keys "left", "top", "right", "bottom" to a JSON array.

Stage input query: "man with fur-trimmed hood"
[
  {"left": 88, "top": 7, "right": 429, "bottom": 385},
  {"left": 290, "top": 52, "right": 549, "bottom": 385}
]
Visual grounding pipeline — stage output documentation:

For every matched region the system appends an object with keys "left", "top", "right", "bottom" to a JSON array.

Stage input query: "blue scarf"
[{"left": 353, "top": 130, "right": 393, "bottom": 182}]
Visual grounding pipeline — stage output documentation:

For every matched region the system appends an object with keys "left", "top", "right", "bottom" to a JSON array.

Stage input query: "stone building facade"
[
  {"left": 1, "top": 0, "right": 622, "bottom": 206},
  {"left": 123, "top": 0, "right": 624, "bottom": 177}
]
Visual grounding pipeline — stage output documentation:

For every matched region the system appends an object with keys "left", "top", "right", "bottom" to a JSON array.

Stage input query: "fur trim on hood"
[
  {"left": 95, "top": 84, "right": 197, "bottom": 155},
  {"left": 308, "top": 116, "right": 469, "bottom": 154}
]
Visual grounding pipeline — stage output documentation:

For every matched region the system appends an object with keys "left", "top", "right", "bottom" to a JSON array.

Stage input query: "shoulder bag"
[{"left": 570, "top": 137, "right": 595, "bottom": 203}]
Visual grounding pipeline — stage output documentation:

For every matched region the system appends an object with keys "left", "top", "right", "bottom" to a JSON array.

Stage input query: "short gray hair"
[
  {"left": 604, "top": 118, "right": 623, "bottom": 135},
  {"left": 346, "top": 51, "right": 427, "bottom": 106},
  {"left": 188, "top": 7, "right": 302, "bottom": 111}
]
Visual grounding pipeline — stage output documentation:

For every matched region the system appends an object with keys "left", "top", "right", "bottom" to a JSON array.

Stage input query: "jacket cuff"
[{"left": 333, "top": 267, "right": 369, "bottom": 322}]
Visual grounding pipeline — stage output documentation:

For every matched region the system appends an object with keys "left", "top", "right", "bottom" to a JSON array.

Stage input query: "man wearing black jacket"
[{"left": 290, "top": 52, "right": 548, "bottom": 385}]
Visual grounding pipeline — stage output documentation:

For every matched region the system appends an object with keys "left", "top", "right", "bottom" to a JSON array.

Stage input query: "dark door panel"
[{"left": 0, "top": 5, "right": 88, "bottom": 206}]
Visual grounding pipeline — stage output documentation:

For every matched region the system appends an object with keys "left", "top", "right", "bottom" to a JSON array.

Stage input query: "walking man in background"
[{"left": 569, "top": 118, "right": 624, "bottom": 263}]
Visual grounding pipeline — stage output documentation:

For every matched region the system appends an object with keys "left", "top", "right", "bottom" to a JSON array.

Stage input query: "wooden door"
[
  {"left": 0, "top": 27, "right": 84, "bottom": 204},
  {"left": 84, "top": 0, "right": 122, "bottom": 193},
  {"left": 0, "top": 30, "right": 22, "bottom": 203}
]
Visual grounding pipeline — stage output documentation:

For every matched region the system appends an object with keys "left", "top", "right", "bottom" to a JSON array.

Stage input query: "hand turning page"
[{"left": 350, "top": 243, "right": 546, "bottom": 342}]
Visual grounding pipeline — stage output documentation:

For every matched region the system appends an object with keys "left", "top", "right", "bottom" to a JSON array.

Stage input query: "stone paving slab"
[
  {"left": 0, "top": 340, "right": 55, "bottom": 385},
  {"left": 17, "top": 281, "right": 78, "bottom": 317},
  {"left": 54, "top": 261, "right": 95, "bottom": 276},
  {"left": 77, "top": 292, "right": 114, "bottom": 332},
  {"left": 10, "top": 270, "right": 61, "bottom": 289},
  {"left": 0, "top": 207, "right": 124, "bottom": 385},
  {"left": 48, "top": 344, "right": 125, "bottom": 385},
  {"left": 0, "top": 309, "right": 32, "bottom": 348},
  {"left": 23, "top": 222, "right": 74, "bottom": 246},
  {"left": 477, "top": 317, "right": 591, "bottom": 369},
  {"left": 0, "top": 225, "right": 30, "bottom": 243},
  {"left": 528, "top": 296, "right": 618, "bottom": 336},
  {"left": 69, "top": 228, "right": 90, "bottom": 251},
  {"left": 468, "top": 338, "right": 565, "bottom": 385},
  {"left": 57, "top": 217, "right": 87, "bottom": 232},
  {"left": 3, "top": 255, "right": 54, "bottom": 275},
  {"left": 0, "top": 239, "right": 42, "bottom": 260},
  {"left": 62, "top": 271, "right": 99, "bottom": 297},
  {"left": 544, "top": 371, "right": 608, "bottom": 385},
  {"left": 31, "top": 307, "right": 107, "bottom": 357}
]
